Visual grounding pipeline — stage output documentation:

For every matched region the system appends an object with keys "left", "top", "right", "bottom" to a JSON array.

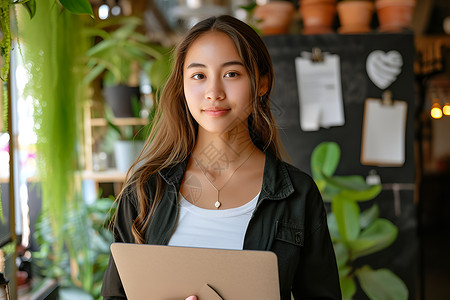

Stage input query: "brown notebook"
[{"left": 111, "top": 243, "right": 280, "bottom": 300}]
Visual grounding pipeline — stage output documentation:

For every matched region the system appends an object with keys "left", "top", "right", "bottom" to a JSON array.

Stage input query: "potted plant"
[
  {"left": 299, "top": 0, "right": 337, "bottom": 34},
  {"left": 33, "top": 196, "right": 116, "bottom": 299},
  {"left": 103, "top": 106, "right": 149, "bottom": 173},
  {"left": 337, "top": 0, "right": 374, "bottom": 33},
  {"left": 84, "top": 16, "right": 167, "bottom": 118},
  {"left": 253, "top": 0, "right": 296, "bottom": 35},
  {"left": 311, "top": 142, "right": 408, "bottom": 300},
  {"left": 375, "top": 0, "right": 416, "bottom": 32}
]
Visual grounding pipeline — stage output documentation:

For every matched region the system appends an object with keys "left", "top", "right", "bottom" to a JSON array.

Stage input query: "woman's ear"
[{"left": 258, "top": 76, "right": 269, "bottom": 96}]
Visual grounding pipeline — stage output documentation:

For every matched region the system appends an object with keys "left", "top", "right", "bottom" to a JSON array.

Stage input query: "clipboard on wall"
[
  {"left": 295, "top": 47, "right": 345, "bottom": 131},
  {"left": 361, "top": 91, "right": 408, "bottom": 167}
]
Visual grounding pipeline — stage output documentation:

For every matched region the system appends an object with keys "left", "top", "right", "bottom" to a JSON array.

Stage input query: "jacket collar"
[{"left": 158, "top": 151, "right": 294, "bottom": 201}]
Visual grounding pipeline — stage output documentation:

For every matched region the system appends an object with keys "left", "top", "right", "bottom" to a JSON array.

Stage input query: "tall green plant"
[
  {"left": 17, "top": 0, "right": 94, "bottom": 293},
  {"left": 311, "top": 142, "right": 408, "bottom": 300}
]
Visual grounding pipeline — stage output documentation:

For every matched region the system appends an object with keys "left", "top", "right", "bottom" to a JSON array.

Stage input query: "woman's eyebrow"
[
  {"left": 222, "top": 61, "right": 244, "bottom": 67},
  {"left": 186, "top": 63, "right": 205, "bottom": 69},
  {"left": 186, "top": 61, "right": 244, "bottom": 69}
]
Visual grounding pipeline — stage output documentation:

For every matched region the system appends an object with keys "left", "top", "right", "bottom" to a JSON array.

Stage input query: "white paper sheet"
[
  {"left": 295, "top": 53, "right": 345, "bottom": 131},
  {"left": 361, "top": 98, "right": 407, "bottom": 166}
]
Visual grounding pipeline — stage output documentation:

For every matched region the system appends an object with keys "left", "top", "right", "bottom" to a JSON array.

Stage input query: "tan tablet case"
[{"left": 110, "top": 243, "right": 280, "bottom": 300}]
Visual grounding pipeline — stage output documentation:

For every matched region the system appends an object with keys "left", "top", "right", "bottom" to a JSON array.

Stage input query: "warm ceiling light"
[
  {"left": 431, "top": 103, "right": 443, "bottom": 119},
  {"left": 443, "top": 103, "right": 450, "bottom": 116}
]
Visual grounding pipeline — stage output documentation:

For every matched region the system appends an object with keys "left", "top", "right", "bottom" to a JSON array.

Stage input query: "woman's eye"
[
  {"left": 225, "top": 72, "right": 239, "bottom": 78},
  {"left": 192, "top": 73, "right": 205, "bottom": 80}
]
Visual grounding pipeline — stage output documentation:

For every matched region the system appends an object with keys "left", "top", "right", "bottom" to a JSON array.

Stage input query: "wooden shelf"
[
  {"left": 90, "top": 117, "right": 148, "bottom": 127},
  {"left": 81, "top": 169, "right": 127, "bottom": 182}
]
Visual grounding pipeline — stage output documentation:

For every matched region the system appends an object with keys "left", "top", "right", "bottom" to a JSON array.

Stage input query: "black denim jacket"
[{"left": 101, "top": 152, "right": 341, "bottom": 299}]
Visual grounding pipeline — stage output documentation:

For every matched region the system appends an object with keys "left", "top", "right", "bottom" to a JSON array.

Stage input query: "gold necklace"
[{"left": 192, "top": 147, "right": 256, "bottom": 209}]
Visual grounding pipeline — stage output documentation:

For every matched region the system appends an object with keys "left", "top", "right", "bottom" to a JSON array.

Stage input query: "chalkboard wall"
[{"left": 264, "top": 33, "right": 418, "bottom": 298}]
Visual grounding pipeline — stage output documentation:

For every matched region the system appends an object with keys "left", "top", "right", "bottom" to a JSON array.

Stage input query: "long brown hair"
[{"left": 115, "top": 15, "right": 285, "bottom": 243}]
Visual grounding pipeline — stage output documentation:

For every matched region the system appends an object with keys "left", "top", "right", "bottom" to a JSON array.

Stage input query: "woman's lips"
[{"left": 202, "top": 107, "right": 231, "bottom": 116}]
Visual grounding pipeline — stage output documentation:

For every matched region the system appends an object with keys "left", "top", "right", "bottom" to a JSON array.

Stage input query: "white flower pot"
[{"left": 114, "top": 140, "right": 145, "bottom": 173}]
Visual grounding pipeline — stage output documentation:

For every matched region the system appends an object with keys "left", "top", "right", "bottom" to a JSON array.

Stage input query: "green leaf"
[
  {"left": 83, "top": 63, "right": 105, "bottom": 85},
  {"left": 321, "top": 182, "right": 341, "bottom": 202},
  {"left": 348, "top": 219, "right": 398, "bottom": 260},
  {"left": 333, "top": 242, "right": 348, "bottom": 268},
  {"left": 311, "top": 142, "right": 340, "bottom": 180},
  {"left": 87, "top": 197, "right": 115, "bottom": 212},
  {"left": 340, "top": 275, "right": 357, "bottom": 300},
  {"left": 105, "top": 115, "right": 122, "bottom": 138},
  {"left": 324, "top": 174, "right": 373, "bottom": 191},
  {"left": 58, "top": 0, "right": 93, "bottom": 16},
  {"left": 339, "top": 184, "right": 381, "bottom": 202},
  {"left": 338, "top": 265, "right": 352, "bottom": 277},
  {"left": 11, "top": 0, "right": 30, "bottom": 3},
  {"left": 127, "top": 40, "right": 164, "bottom": 60},
  {"left": 356, "top": 265, "right": 408, "bottom": 300},
  {"left": 131, "top": 96, "right": 141, "bottom": 118},
  {"left": 21, "top": 0, "right": 36, "bottom": 19},
  {"left": 326, "top": 212, "right": 340, "bottom": 240},
  {"left": 240, "top": 2, "right": 257, "bottom": 12},
  {"left": 149, "top": 52, "right": 172, "bottom": 90},
  {"left": 360, "top": 204, "right": 380, "bottom": 229},
  {"left": 333, "top": 196, "right": 360, "bottom": 241},
  {"left": 83, "top": 27, "right": 111, "bottom": 41},
  {"left": 86, "top": 39, "right": 118, "bottom": 57}
]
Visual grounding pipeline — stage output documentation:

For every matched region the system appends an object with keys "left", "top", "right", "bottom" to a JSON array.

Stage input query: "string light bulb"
[
  {"left": 98, "top": 0, "right": 110, "bottom": 20},
  {"left": 443, "top": 103, "right": 450, "bottom": 116},
  {"left": 431, "top": 102, "right": 443, "bottom": 119},
  {"left": 111, "top": 0, "right": 122, "bottom": 16}
]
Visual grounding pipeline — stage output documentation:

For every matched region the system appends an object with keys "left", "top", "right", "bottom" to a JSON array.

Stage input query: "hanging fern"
[
  {"left": 0, "top": 0, "right": 11, "bottom": 82},
  {"left": 1, "top": 0, "right": 11, "bottom": 131},
  {"left": 18, "top": 0, "right": 91, "bottom": 290}
]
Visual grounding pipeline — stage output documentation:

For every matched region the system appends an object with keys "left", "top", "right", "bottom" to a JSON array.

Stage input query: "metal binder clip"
[
  {"left": 311, "top": 47, "right": 324, "bottom": 63},
  {"left": 382, "top": 90, "right": 393, "bottom": 105},
  {"left": 366, "top": 169, "right": 381, "bottom": 185}
]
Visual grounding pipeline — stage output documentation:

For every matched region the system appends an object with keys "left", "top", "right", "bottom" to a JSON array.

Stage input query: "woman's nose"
[{"left": 205, "top": 78, "right": 225, "bottom": 101}]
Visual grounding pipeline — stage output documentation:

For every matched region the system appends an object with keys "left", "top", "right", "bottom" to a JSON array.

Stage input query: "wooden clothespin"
[
  {"left": 382, "top": 90, "right": 393, "bottom": 105},
  {"left": 311, "top": 47, "right": 324, "bottom": 63}
]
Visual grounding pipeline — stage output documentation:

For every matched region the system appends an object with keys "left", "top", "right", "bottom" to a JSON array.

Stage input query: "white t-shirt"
[{"left": 168, "top": 193, "right": 260, "bottom": 250}]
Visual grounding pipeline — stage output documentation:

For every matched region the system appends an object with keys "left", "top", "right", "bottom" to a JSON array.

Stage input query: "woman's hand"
[{"left": 185, "top": 296, "right": 197, "bottom": 300}]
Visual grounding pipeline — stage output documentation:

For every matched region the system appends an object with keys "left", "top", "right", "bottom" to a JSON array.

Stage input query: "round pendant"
[{"left": 214, "top": 201, "right": 221, "bottom": 209}]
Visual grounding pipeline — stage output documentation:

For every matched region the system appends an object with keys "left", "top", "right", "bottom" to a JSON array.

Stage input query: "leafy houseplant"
[
  {"left": 33, "top": 196, "right": 116, "bottom": 300},
  {"left": 103, "top": 106, "right": 149, "bottom": 173},
  {"left": 311, "top": 142, "right": 408, "bottom": 300},
  {"left": 84, "top": 16, "right": 168, "bottom": 118}
]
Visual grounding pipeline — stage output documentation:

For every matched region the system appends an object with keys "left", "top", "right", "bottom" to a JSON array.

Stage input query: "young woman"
[{"left": 101, "top": 15, "right": 341, "bottom": 300}]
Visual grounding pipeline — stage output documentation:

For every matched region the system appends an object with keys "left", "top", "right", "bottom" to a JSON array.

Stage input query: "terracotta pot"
[
  {"left": 375, "top": 0, "right": 416, "bottom": 32},
  {"left": 337, "top": 1, "right": 374, "bottom": 33},
  {"left": 254, "top": 1, "right": 296, "bottom": 35},
  {"left": 299, "top": 0, "right": 337, "bottom": 34}
]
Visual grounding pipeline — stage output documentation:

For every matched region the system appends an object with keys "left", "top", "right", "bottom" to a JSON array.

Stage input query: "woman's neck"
[{"left": 192, "top": 126, "right": 256, "bottom": 175}]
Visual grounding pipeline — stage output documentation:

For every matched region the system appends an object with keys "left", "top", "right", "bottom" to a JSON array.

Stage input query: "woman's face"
[{"left": 183, "top": 31, "right": 252, "bottom": 136}]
